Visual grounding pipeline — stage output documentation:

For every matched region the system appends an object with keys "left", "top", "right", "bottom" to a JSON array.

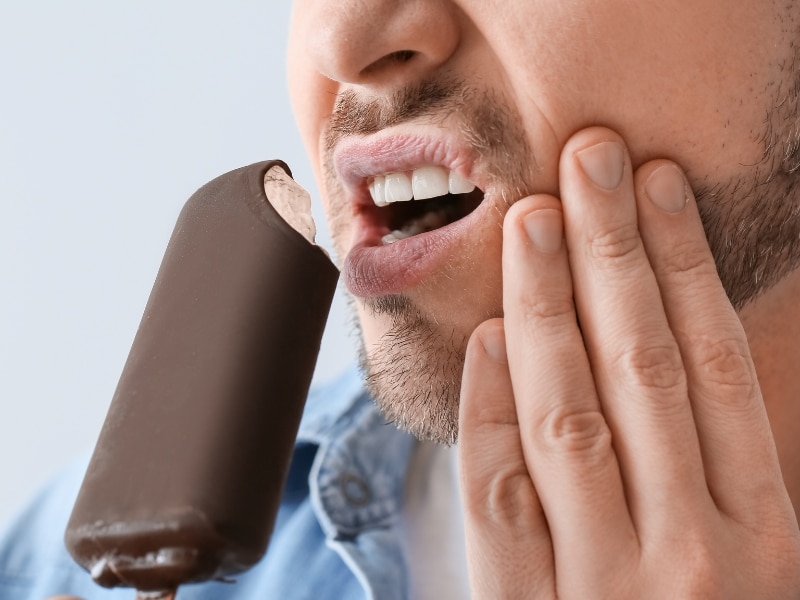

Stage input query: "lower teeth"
[
  {"left": 381, "top": 210, "right": 448, "bottom": 244},
  {"left": 381, "top": 231, "right": 408, "bottom": 245}
]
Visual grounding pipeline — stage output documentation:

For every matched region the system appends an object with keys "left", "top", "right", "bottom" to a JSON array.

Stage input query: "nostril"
[
  {"left": 391, "top": 50, "right": 416, "bottom": 63},
  {"left": 362, "top": 50, "right": 417, "bottom": 77},
  {"left": 303, "top": 0, "right": 459, "bottom": 86}
]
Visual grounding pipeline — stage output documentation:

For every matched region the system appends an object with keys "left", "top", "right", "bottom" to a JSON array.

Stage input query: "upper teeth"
[{"left": 368, "top": 166, "right": 476, "bottom": 207}]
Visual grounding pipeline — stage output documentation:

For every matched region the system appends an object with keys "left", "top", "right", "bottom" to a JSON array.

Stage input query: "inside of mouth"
[{"left": 380, "top": 188, "right": 484, "bottom": 243}]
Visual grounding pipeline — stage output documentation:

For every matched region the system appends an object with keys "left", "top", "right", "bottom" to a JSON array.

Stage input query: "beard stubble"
[{"left": 324, "top": 72, "right": 800, "bottom": 445}]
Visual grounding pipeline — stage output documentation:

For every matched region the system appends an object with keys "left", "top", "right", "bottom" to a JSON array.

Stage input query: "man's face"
[{"left": 287, "top": 0, "right": 800, "bottom": 443}]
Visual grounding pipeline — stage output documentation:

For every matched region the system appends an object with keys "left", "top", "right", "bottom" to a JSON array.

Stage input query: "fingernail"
[
  {"left": 524, "top": 209, "right": 563, "bottom": 254},
  {"left": 576, "top": 141, "right": 625, "bottom": 190},
  {"left": 480, "top": 325, "right": 507, "bottom": 363},
  {"left": 644, "top": 164, "right": 688, "bottom": 213}
]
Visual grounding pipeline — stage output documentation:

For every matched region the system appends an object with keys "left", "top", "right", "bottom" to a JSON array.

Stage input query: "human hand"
[{"left": 458, "top": 127, "right": 800, "bottom": 598}]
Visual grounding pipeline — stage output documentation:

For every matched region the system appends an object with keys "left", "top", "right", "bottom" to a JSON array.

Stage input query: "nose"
[{"left": 304, "top": 0, "right": 460, "bottom": 87}]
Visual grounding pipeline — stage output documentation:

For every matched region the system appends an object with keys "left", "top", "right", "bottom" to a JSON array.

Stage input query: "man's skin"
[
  {"left": 287, "top": 0, "right": 800, "bottom": 596},
  {"left": 51, "top": 0, "right": 800, "bottom": 597}
]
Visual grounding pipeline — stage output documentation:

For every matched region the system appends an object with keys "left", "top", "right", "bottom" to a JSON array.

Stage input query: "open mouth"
[
  {"left": 377, "top": 190, "right": 485, "bottom": 243},
  {"left": 366, "top": 166, "right": 485, "bottom": 244}
]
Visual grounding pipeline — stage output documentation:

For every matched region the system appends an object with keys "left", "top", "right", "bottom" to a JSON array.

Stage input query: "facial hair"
[{"left": 324, "top": 73, "right": 800, "bottom": 445}]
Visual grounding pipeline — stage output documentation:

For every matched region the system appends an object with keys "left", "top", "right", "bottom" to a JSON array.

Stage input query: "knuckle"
[
  {"left": 690, "top": 337, "right": 760, "bottom": 418},
  {"left": 658, "top": 238, "right": 716, "bottom": 278},
  {"left": 654, "top": 531, "right": 724, "bottom": 598},
  {"left": 517, "top": 292, "right": 576, "bottom": 325},
  {"left": 678, "top": 540, "right": 724, "bottom": 598},
  {"left": 483, "top": 469, "right": 540, "bottom": 529},
  {"left": 588, "top": 221, "right": 642, "bottom": 263},
  {"left": 693, "top": 336, "right": 753, "bottom": 384},
  {"left": 538, "top": 405, "right": 612, "bottom": 457},
  {"left": 464, "top": 464, "right": 541, "bottom": 532},
  {"left": 616, "top": 343, "right": 686, "bottom": 393},
  {"left": 465, "top": 403, "right": 519, "bottom": 431},
  {"left": 659, "top": 525, "right": 800, "bottom": 599}
]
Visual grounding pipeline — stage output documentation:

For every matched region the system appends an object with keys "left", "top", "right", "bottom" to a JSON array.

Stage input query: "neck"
[{"left": 739, "top": 268, "right": 800, "bottom": 522}]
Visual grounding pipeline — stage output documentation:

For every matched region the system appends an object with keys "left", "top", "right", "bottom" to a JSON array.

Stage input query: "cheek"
[
  {"left": 467, "top": 1, "right": 781, "bottom": 180},
  {"left": 287, "top": 6, "right": 339, "bottom": 186},
  {"left": 288, "top": 7, "right": 349, "bottom": 261}
]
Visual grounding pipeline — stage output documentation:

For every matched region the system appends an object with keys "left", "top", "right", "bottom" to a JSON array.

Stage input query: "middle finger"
[{"left": 559, "top": 127, "right": 710, "bottom": 529}]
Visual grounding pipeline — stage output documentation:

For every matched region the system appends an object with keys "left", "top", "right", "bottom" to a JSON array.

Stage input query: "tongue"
[{"left": 381, "top": 209, "right": 449, "bottom": 244}]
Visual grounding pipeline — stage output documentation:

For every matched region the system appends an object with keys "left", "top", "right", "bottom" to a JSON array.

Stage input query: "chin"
[{"left": 353, "top": 293, "right": 478, "bottom": 445}]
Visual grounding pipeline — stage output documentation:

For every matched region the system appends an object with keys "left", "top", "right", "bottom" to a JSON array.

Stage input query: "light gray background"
[{"left": 0, "top": 2, "right": 357, "bottom": 527}]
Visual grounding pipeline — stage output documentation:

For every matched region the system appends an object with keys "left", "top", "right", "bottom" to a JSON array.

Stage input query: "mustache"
[
  {"left": 325, "top": 76, "right": 467, "bottom": 151},
  {"left": 323, "top": 74, "right": 535, "bottom": 198}
]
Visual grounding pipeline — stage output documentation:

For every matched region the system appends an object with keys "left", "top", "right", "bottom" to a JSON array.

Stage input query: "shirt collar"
[{"left": 298, "top": 365, "right": 367, "bottom": 444}]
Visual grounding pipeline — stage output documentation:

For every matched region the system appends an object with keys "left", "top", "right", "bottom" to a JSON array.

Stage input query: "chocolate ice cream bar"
[{"left": 64, "top": 161, "right": 338, "bottom": 596}]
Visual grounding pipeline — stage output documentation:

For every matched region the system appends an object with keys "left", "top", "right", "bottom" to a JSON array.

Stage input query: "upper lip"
[{"left": 332, "top": 128, "right": 487, "bottom": 207}]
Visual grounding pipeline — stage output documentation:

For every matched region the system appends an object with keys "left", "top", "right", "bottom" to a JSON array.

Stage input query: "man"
[{"left": 4, "top": 0, "right": 800, "bottom": 597}]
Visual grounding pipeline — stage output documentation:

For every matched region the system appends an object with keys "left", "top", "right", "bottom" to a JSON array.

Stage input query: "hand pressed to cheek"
[{"left": 459, "top": 127, "right": 800, "bottom": 598}]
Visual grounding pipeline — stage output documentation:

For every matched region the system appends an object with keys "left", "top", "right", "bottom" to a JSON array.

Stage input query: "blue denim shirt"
[{"left": 0, "top": 367, "right": 418, "bottom": 599}]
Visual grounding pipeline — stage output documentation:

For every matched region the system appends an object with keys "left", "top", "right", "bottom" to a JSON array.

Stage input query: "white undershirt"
[{"left": 397, "top": 441, "right": 471, "bottom": 599}]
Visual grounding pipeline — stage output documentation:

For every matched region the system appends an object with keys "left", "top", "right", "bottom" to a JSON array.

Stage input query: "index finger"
[{"left": 501, "top": 193, "right": 636, "bottom": 588}]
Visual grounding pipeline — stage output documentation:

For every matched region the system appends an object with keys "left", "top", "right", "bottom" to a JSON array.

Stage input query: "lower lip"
[{"left": 343, "top": 201, "right": 487, "bottom": 297}]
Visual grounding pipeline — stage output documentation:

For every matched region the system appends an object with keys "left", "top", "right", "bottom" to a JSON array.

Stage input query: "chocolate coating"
[{"left": 64, "top": 161, "right": 338, "bottom": 592}]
